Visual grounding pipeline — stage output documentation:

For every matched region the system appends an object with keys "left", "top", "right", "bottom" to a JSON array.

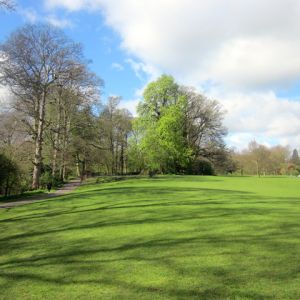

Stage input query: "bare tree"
[
  {"left": 0, "top": 24, "right": 92, "bottom": 188},
  {"left": 47, "top": 65, "right": 101, "bottom": 180},
  {"left": 181, "top": 86, "right": 227, "bottom": 157},
  {"left": 0, "top": 0, "right": 15, "bottom": 10}
]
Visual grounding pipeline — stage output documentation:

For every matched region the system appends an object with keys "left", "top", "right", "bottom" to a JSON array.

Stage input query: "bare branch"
[{"left": 0, "top": 0, "right": 15, "bottom": 10}]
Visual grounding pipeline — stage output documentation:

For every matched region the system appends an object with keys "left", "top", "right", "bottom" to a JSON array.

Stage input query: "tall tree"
[
  {"left": 0, "top": 24, "right": 98, "bottom": 188},
  {"left": 290, "top": 149, "right": 300, "bottom": 166},
  {"left": 181, "top": 86, "right": 227, "bottom": 158},
  {"left": 135, "top": 75, "right": 191, "bottom": 173},
  {"left": 94, "top": 97, "right": 132, "bottom": 175},
  {"left": 134, "top": 75, "right": 227, "bottom": 174}
]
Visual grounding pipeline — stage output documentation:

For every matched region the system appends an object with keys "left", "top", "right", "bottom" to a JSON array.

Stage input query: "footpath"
[{"left": 0, "top": 179, "right": 81, "bottom": 209}]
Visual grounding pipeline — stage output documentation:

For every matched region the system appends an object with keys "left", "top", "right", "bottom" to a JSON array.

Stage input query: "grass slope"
[{"left": 0, "top": 176, "right": 300, "bottom": 299}]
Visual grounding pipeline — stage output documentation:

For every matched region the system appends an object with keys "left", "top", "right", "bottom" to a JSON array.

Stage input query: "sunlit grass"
[{"left": 0, "top": 175, "right": 300, "bottom": 299}]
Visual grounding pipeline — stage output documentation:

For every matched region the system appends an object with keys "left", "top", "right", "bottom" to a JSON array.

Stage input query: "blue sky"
[
  {"left": 0, "top": 0, "right": 146, "bottom": 102},
  {"left": 1, "top": 0, "right": 300, "bottom": 150}
]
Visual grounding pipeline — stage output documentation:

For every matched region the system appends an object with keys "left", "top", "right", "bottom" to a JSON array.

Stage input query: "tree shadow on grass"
[
  {"left": 1, "top": 184, "right": 300, "bottom": 299},
  {"left": 0, "top": 232, "right": 291, "bottom": 299}
]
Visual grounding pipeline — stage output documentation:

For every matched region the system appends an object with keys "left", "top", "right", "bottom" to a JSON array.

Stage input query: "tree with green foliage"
[
  {"left": 135, "top": 75, "right": 192, "bottom": 173},
  {"left": 133, "top": 75, "right": 227, "bottom": 175}
]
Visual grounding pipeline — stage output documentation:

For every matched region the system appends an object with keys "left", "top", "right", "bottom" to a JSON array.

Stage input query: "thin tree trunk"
[
  {"left": 52, "top": 94, "right": 62, "bottom": 177},
  {"left": 32, "top": 91, "right": 46, "bottom": 189},
  {"left": 5, "top": 177, "right": 9, "bottom": 197},
  {"left": 60, "top": 105, "right": 69, "bottom": 181},
  {"left": 256, "top": 160, "right": 260, "bottom": 177},
  {"left": 76, "top": 153, "right": 81, "bottom": 177},
  {"left": 120, "top": 142, "right": 124, "bottom": 175}
]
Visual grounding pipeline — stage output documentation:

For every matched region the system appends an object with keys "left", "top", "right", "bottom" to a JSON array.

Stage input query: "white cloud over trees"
[{"left": 45, "top": 0, "right": 300, "bottom": 148}]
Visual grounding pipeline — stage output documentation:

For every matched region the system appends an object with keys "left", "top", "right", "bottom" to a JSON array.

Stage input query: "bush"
[
  {"left": 40, "top": 171, "right": 64, "bottom": 188},
  {"left": 0, "top": 154, "right": 20, "bottom": 196},
  {"left": 187, "top": 157, "right": 215, "bottom": 175}
]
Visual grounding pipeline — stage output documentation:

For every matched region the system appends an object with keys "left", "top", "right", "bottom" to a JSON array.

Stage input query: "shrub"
[{"left": 187, "top": 157, "right": 215, "bottom": 175}]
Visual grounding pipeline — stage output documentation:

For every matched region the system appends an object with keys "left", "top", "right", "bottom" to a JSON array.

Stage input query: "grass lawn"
[{"left": 0, "top": 175, "right": 300, "bottom": 299}]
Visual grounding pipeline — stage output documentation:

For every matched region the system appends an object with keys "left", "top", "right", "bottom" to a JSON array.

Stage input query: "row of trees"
[
  {"left": 0, "top": 24, "right": 231, "bottom": 196},
  {"left": 1, "top": 24, "right": 102, "bottom": 189},
  {"left": 3, "top": 23, "right": 297, "bottom": 196},
  {"left": 233, "top": 141, "right": 300, "bottom": 176}
]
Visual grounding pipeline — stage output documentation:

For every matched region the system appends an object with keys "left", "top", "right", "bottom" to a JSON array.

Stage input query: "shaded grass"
[
  {"left": 0, "top": 190, "right": 46, "bottom": 203},
  {"left": 0, "top": 176, "right": 300, "bottom": 299}
]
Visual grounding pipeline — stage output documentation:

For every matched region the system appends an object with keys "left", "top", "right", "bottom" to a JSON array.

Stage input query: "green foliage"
[
  {"left": 40, "top": 172, "right": 53, "bottom": 189},
  {"left": 134, "top": 75, "right": 193, "bottom": 173},
  {"left": 138, "top": 74, "right": 180, "bottom": 119},
  {"left": 0, "top": 153, "right": 20, "bottom": 196}
]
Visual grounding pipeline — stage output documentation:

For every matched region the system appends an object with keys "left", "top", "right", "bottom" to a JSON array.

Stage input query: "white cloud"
[
  {"left": 18, "top": 6, "right": 73, "bottom": 29},
  {"left": 45, "top": 0, "right": 90, "bottom": 11},
  {"left": 19, "top": 7, "right": 38, "bottom": 23},
  {"left": 119, "top": 98, "right": 139, "bottom": 116},
  {"left": 45, "top": 15, "right": 73, "bottom": 28},
  {"left": 210, "top": 90, "right": 300, "bottom": 149},
  {"left": 44, "top": 0, "right": 300, "bottom": 149},
  {"left": 111, "top": 62, "right": 124, "bottom": 71},
  {"left": 206, "top": 37, "right": 300, "bottom": 89},
  {"left": 46, "top": 0, "right": 300, "bottom": 89},
  {"left": 125, "top": 58, "right": 159, "bottom": 81}
]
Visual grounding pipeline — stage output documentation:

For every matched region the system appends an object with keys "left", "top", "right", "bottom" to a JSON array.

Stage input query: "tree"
[
  {"left": 70, "top": 106, "right": 97, "bottom": 180},
  {"left": 248, "top": 141, "right": 271, "bottom": 176},
  {"left": 181, "top": 86, "right": 227, "bottom": 159},
  {"left": 290, "top": 149, "right": 300, "bottom": 166},
  {"left": 0, "top": 153, "right": 19, "bottom": 196},
  {"left": 135, "top": 75, "right": 191, "bottom": 173},
  {"left": 0, "top": 0, "right": 15, "bottom": 10},
  {"left": 232, "top": 142, "right": 290, "bottom": 176},
  {"left": 93, "top": 96, "right": 132, "bottom": 175},
  {"left": 0, "top": 24, "right": 98, "bottom": 188},
  {"left": 138, "top": 75, "right": 180, "bottom": 120},
  {"left": 46, "top": 67, "right": 101, "bottom": 181},
  {"left": 268, "top": 145, "right": 290, "bottom": 175},
  {"left": 133, "top": 75, "right": 226, "bottom": 174}
]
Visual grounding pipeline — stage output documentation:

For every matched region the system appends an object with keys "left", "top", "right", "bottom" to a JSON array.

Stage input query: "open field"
[{"left": 0, "top": 176, "right": 300, "bottom": 299}]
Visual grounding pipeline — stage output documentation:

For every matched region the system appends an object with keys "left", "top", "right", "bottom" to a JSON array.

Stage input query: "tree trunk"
[
  {"left": 60, "top": 105, "right": 69, "bottom": 181},
  {"left": 256, "top": 160, "right": 260, "bottom": 177},
  {"left": 52, "top": 94, "right": 62, "bottom": 177},
  {"left": 76, "top": 153, "right": 81, "bottom": 177},
  {"left": 120, "top": 142, "right": 124, "bottom": 175},
  {"left": 32, "top": 91, "right": 46, "bottom": 189},
  {"left": 5, "top": 177, "right": 9, "bottom": 197}
]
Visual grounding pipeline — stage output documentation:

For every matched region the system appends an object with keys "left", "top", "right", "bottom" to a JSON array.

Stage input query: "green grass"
[{"left": 0, "top": 175, "right": 300, "bottom": 299}]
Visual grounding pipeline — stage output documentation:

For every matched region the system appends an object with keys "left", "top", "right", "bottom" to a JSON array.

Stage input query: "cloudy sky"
[{"left": 1, "top": 0, "right": 300, "bottom": 150}]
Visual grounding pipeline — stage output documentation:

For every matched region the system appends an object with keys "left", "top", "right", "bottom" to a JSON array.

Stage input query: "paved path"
[{"left": 0, "top": 179, "right": 81, "bottom": 209}]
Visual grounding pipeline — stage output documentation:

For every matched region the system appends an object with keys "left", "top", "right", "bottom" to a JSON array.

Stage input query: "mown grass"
[{"left": 0, "top": 175, "right": 300, "bottom": 299}]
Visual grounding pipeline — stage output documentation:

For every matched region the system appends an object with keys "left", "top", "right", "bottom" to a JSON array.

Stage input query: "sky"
[{"left": 1, "top": 0, "right": 300, "bottom": 150}]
